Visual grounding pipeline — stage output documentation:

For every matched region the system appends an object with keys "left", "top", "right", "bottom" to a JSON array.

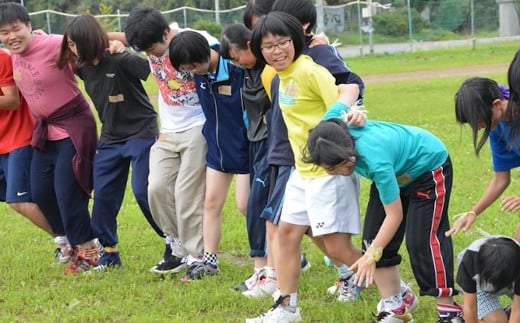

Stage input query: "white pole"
[
  {"left": 367, "top": 0, "right": 373, "bottom": 53},
  {"left": 215, "top": 0, "right": 220, "bottom": 24},
  {"left": 407, "top": 0, "right": 413, "bottom": 51},
  {"left": 316, "top": 0, "right": 324, "bottom": 34}
]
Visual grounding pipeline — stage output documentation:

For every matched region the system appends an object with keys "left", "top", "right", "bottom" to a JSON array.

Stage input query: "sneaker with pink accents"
[
  {"left": 243, "top": 277, "right": 278, "bottom": 298},
  {"left": 374, "top": 297, "right": 414, "bottom": 323},
  {"left": 402, "top": 286, "right": 419, "bottom": 313}
]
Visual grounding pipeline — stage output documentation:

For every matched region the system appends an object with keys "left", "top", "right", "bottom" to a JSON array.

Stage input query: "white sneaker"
[
  {"left": 401, "top": 286, "right": 419, "bottom": 313},
  {"left": 234, "top": 267, "right": 266, "bottom": 292},
  {"left": 243, "top": 278, "right": 278, "bottom": 298},
  {"left": 272, "top": 288, "right": 280, "bottom": 301},
  {"left": 327, "top": 279, "right": 342, "bottom": 294},
  {"left": 327, "top": 271, "right": 360, "bottom": 302},
  {"left": 54, "top": 236, "right": 72, "bottom": 264},
  {"left": 246, "top": 306, "right": 301, "bottom": 323},
  {"left": 336, "top": 272, "right": 360, "bottom": 302}
]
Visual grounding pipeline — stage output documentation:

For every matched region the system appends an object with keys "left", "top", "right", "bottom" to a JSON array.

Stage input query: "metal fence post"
[
  {"left": 46, "top": 11, "right": 51, "bottom": 34},
  {"left": 316, "top": 0, "right": 324, "bottom": 34},
  {"left": 407, "top": 0, "right": 413, "bottom": 51},
  {"left": 215, "top": 0, "right": 220, "bottom": 24},
  {"left": 117, "top": 9, "right": 122, "bottom": 32},
  {"left": 367, "top": 0, "right": 374, "bottom": 53},
  {"left": 357, "top": 1, "right": 363, "bottom": 56}
]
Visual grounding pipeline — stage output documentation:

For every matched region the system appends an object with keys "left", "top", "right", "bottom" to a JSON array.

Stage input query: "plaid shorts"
[{"left": 476, "top": 285, "right": 503, "bottom": 319}]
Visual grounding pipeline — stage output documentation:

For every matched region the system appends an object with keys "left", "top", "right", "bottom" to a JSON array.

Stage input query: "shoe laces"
[
  {"left": 245, "top": 268, "right": 265, "bottom": 290},
  {"left": 64, "top": 252, "right": 92, "bottom": 274},
  {"left": 78, "top": 246, "right": 99, "bottom": 265},
  {"left": 270, "top": 294, "right": 289, "bottom": 311}
]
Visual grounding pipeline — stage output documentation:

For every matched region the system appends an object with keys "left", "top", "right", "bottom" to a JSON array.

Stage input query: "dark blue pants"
[
  {"left": 31, "top": 138, "right": 93, "bottom": 247},
  {"left": 91, "top": 137, "right": 163, "bottom": 247},
  {"left": 247, "top": 139, "right": 269, "bottom": 258}
]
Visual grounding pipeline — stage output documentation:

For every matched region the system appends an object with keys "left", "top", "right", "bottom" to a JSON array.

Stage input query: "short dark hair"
[
  {"left": 0, "top": 2, "right": 30, "bottom": 26},
  {"left": 454, "top": 77, "right": 503, "bottom": 155},
  {"left": 272, "top": 0, "right": 316, "bottom": 34},
  {"left": 168, "top": 30, "right": 210, "bottom": 70},
  {"left": 477, "top": 237, "right": 520, "bottom": 294},
  {"left": 57, "top": 14, "right": 108, "bottom": 68},
  {"left": 302, "top": 118, "right": 359, "bottom": 166},
  {"left": 125, "top": 6, "right": 169, "bottom": 52},
  {"left": 220, "top": 23, "right": 251, "bottom": 59},
  {"left": 250, "top": 11, "right": 305, "bottom": 66},
  {"left": 243, "top": 0, "right": 275, "bottom": 30}
]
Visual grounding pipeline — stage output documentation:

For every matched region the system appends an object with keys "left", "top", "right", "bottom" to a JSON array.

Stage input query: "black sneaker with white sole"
[{"left": 152, "top": 255, "right": 187, "bottom": 274}]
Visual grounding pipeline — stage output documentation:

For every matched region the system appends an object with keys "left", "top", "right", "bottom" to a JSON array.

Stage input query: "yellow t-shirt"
[
  {"left": 277, "top": 55, "right": 338, "bottom": 178},
  {"left": 261, "top": 65, "right": 277, "bottom": 101}
]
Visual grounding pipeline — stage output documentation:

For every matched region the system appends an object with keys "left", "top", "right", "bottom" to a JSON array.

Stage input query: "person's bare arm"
[
  {"left": 446, "top": 170, "right": 510, "bottom": 236},
  {"left": 107, "top": 32, "right": 129, "bottom": 47},
  {"left": 462, "top": 292, "right": 478, "bottom": 323},
  {"left": 351, "top": 198, "right": 403, "bottom": 287},
  {"left": 0, "top": 84, "right": 20, "bottom": 110},
  {"left": 510, "top": 294, "right": 520, "bottom": 323}
]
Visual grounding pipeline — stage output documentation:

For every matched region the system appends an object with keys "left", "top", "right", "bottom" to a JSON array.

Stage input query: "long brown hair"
[{"left": 56, "top": 14, "right": 109, "bottom": 69}]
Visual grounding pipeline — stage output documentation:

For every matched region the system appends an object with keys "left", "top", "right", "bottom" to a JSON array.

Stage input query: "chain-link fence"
[{"left": 28, "top": 0, "right": 518, "bottom": 56}]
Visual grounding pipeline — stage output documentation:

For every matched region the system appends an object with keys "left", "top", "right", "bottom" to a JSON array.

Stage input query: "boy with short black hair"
[
  {"left": 169, "top": 30, "right": 250, "bottom": 282},
  {"left": 123, "top": 6, "right": 213, "bottom": 273},
  {"left": 457, "top": 236, "right": 520, "bottom": 322}
]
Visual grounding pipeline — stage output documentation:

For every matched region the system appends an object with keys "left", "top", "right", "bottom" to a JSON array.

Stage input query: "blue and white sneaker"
[
  {"left": 93, "top": 250, "right": 122, "bottom": 272},
  {"left": 337, "top": 271, "right": 360, "bottom": 302}
]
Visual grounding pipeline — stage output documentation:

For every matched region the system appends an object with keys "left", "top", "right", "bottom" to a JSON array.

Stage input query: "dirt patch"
[
  {"left": 144, "top": 63, "right": 509, "bottom": 103},
  {"left": 361, "top": 63, "right": 509, "bottom": 84}
]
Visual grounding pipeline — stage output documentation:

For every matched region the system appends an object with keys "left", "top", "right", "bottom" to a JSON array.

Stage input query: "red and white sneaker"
[
  {"left": 63, "top": 246, "right": 99, "bottom": 275},
  {"left": 243, "top": 277, "right": 278, "bottom": 298},
  {"left": 402, "top": 286, "right": 419, "bottom": 313}
]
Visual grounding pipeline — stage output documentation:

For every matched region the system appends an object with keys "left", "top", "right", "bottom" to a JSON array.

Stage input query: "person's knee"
[
  {"left": 236, "top": 202, "right": 247, "bottom": 217},
  {"left": 481, "top": 309, "right": 508, "bottom": 323},
  {"left": 8, "top": 202, "right": 23, "bottom": 214},
  {"left": 278, "top": 224, "right": 303, "bottom": 246}
]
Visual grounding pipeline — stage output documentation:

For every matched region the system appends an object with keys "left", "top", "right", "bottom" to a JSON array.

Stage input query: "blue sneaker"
[
  {"left": 93, "top": 250, "right": 122, "bottom": 272},
  {"left": 182, "top": 261, "right": 220, "bottom": 282}
]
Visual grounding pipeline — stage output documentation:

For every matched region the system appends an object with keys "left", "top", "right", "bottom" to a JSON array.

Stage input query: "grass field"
[{"left": 1, "top": 41, "right": 520, "bottom": 322}]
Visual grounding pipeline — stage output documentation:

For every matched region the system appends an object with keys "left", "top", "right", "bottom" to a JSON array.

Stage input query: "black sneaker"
[{"left": 152, "top": 255, "right": 187, "bottom": 274}]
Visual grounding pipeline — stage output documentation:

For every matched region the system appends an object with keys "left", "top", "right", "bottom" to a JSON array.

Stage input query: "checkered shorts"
[{"left": 476, "top": 285, "right": 503, "bottom": 319}]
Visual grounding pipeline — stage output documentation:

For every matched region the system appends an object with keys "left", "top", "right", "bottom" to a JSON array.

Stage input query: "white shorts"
[{"left": 280, "top": 171, "right": 361, "bottom": 237}]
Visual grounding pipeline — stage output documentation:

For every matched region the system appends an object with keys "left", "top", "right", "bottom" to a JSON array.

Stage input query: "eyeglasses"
[{"left": 261, "top": 38, "right": 292, "bottom": 54}]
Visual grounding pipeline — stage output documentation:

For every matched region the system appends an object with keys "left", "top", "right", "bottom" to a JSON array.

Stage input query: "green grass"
[
  {"left": 345, "top": 40, "right": 520, "bottom": 75},
  {"left": 1, "top": 41, "right": 520, "bottom": 322}
]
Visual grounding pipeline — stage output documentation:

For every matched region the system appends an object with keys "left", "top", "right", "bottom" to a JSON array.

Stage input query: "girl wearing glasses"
[{"left": 247, "top": 11, "right": 364, "bottom": 322}]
